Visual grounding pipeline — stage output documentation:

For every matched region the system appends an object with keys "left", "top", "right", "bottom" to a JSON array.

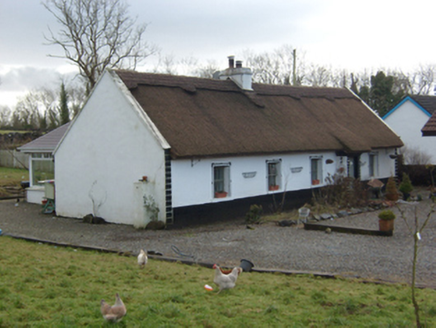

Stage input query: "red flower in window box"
[
  {"left": 215, "top": 191, "right": 228, "bottom": 198},
  {"left": 312, "top": 179, "right": 320, "bottom": 185},
  {"left": 269, "top": 185, "right": 279, "bottom": 191}
]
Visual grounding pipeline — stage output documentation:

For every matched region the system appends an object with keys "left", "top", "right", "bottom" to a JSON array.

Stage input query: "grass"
[
  {"left": 1, "top": 237, "right": 436, "bottom": 327},
  {"left": 0, "top": 130, "right": 30, "bottom": 135},
  {"left": 0, "top": 167, "right": 28, "bottom": 196},
  {"left": 0, "top": 167, "right": 28, "bottom": 186}
]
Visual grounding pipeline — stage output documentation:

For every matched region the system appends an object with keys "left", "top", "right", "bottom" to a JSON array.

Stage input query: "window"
[
  {"left": 213, "top": 163, "right": 230, "bottom": 198},
  {"left": 311, "top": 157, "right": 322, "bottom": 185},
  {"left": 30, "top": 153, "right": 54, "bottom": 186},
  {"left": 369, "top": 152, "right": 378, "bottom": 177},
  {"left": 267, "top": 160, "right": 281, "bottom": 191}
]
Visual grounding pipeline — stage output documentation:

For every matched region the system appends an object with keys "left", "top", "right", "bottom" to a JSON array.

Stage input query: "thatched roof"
[{"left": 115, "top": 70, "right": 403, "bottom": 159}]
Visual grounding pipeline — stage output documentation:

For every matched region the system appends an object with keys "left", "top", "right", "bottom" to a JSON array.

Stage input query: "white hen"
[
  {"left": 137, "top": 249, "right": 148, "bottom": 269},
  {"left": 100, "top": 293, "right": 127, "bottom": 322},
  {"left": 213, "top": 264, "right": 242, "bottom": 294}
]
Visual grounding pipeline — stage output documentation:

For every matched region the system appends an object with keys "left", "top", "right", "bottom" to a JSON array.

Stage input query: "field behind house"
[
  {"left": 1, "top": 237, "right": 436, "bottom": 327},
  {"left": 0, "top": 167, "right": 28, "bottom": 197}
]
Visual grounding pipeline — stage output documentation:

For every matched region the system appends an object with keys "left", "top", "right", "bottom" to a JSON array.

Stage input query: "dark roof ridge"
[
  {"left": 114, "top": 69, "right": 356, "bottom": 100},
  {"left": 114, "top": 69, "right": 241, "bottom": 93}
]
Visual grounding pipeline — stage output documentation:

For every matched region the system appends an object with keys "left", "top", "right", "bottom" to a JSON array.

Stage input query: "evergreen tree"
[
  {"left": 58, "top": 82, "right": 70, "bottom": 125},
  {"left": 357, "top": 71, "right": 405, "bottom": 117}
]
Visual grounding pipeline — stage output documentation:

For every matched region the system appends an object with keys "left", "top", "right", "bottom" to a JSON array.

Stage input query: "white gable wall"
[
  {"left": 384, "top": 100, "right": 436, "bottom": 163},
  {"left": 55, "top": 72, "right": 166, "bottom": 226}
]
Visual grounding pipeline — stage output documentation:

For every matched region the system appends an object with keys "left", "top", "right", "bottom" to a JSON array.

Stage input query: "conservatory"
[{"left": 17, "top": 123, "right": 69, "bottom": 204}]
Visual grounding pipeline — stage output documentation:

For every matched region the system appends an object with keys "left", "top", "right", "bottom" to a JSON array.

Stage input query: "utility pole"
[{"left": 292, "top": 49, "right": 297, "bottom": 86}]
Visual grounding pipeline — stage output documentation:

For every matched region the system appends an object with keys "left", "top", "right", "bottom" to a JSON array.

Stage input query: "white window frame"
[
  {"left": 368, "top": 152, "right": 379, "bottom": 177},
  {"left": 212, "top": 163, "right": 231, "bottom": 198},
  {"left": 310, "top": 156, "right": 323, "bottom": 185},
  {"left": 29, "top": 152, "right": 54, "bottom": 186},
  {"left": 266, "top": 159, "right": 281, "bottom": 191}
]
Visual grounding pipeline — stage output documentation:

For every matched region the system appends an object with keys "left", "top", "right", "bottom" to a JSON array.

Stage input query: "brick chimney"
[{"left": 213, "top": 56, "right": 253, "bottom": 91}]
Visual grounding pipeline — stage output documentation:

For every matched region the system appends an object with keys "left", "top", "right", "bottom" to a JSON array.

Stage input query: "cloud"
[
  {"left": 0, "top": 66, "right": 80, "bottom": 91},
  {"left": 0, "top": 66, "right": 79, "bottom": 107}
]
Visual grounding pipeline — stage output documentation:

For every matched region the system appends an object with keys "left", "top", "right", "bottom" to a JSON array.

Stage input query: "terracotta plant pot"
[
  {"left": 269, "top": 185, "right": 279, "bottom": 191},
  {"left": 379, "top": 219, "right": 394, "bottom": 232},
  {"left": 214, "top": 191, "right": 228, "bottom": 198}
]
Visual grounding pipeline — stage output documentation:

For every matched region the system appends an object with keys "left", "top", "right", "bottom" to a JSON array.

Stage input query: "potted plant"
[
  {"left": 269, "top": 185, "right": 279, "bottom": 191},
  {"left": 385, "top": 176, "right": 399, "bottom": 201},
  {"left": 378, "top": 209, "right": 396, "bottom": 232},
  {"left": 215, "top": 191, "right": 228, "bottom": 198},
  {"left": 399, "top": 173, "right": 413, "bottom": 200}
]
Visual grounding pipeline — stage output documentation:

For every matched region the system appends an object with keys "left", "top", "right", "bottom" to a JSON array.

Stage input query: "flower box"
[
  {"left": 312, "top": 179, "right": 320, "bottom": 185},
  {"left": 214, "top": 191, "right": 228, "bottom": 198},
  {"left": 268, "top": 185, "right": 279, "bottom": 191}
]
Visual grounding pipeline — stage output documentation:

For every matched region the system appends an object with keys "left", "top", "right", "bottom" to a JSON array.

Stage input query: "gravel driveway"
[{"left": 1, "top": 196, "right": 436, "bottom": 288}]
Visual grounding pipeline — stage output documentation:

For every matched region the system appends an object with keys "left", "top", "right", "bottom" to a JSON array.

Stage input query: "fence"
[{"left": 0, "top": 150, "right": 29, "bottom": 169}]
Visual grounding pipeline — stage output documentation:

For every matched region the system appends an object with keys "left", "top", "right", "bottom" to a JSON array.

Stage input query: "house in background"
[
  {"left": 422, "top": 111, "right": 436, "bottom": 137},
  {"left": 53, "top": 58, "right": 402, "bottom": 227},
  {"left": 383, "top": 95, "right": 436, "bottom": 164},
  {"left": 18, "top": 123, "right": 69, "bottom": 204}
]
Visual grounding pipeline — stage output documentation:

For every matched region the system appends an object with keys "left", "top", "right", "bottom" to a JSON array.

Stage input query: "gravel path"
[{"left": 1, "top": 196, "right": 436, "bottom": 288}]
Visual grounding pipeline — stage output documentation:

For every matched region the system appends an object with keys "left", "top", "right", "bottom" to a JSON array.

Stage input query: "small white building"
[
  {"left": 18, "top": 123, "right": 69, "bottom": 204},
  {"left": 54, "top": 59, "right": 403, "bottom": 227},
  {"left": 383, "top": 95, "right": 436, "bottom": 164}
]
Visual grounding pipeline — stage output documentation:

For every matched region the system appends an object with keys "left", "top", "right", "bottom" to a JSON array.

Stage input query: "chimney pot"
[
  {"left": 236, "top": 60, "right": 242, "bottom": 68},
  {"left": 228, "top": 56, "right": 235, "bottom": 68}
]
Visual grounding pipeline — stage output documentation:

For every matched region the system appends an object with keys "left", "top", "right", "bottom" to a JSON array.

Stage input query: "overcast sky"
[{"left": 1, "top": 0, "right": 436, "bottom": 107}]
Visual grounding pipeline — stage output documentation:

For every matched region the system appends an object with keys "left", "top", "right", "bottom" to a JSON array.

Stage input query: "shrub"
[
  {"left": 399, "top": 173, "right": 413, "bottom": 195},
  {"left": 378, "top": 210, "right": 396, "bottom": 221},
  {"left": 245, "top": 204, "right": 263, "bottom": 224},
  {"left": 385, "top": 176, "right": 399, "bottom": 201},
  {"left": 313, "top": 174, "right": 369, "bottom": 209}
]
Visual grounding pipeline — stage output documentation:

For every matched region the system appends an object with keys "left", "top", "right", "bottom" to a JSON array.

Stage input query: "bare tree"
[
  {"left": 152, "top": 52, "right": 179, "bottom": 75},
  {"left": 330, "top": 69, "right": 349, "bottom": 88},
  {"left": 397, "top": 201, "right": 435, "bottom": 328},
  {"left": 7, "top": 83, "right": 85, "bottom": 130},
  {"left": 0, "top": 106, "right": 12, "bottom": 128},
  {"left": 409, "top": 64, "right": 436, "bottom": 95},
  {"left": 304, "top": 64, "right": 333, "bottom": 87},
  {"left": 66, "top": 82, "right": 86, "bottom": 118},
  {"left": 400, "top": 146, "right": 432, "bottom": 165},
  {"left": 242, "top": 45, "right": 305, "bottom": 85},
  {"left": 191, "top": 60, "right": 220, "bottom": 78},
  {"left": 14, "top": 89, "right": 56, "bottom": 129},
  {"left": 43, "top": 0, "right": 157, "bottom": 92}
]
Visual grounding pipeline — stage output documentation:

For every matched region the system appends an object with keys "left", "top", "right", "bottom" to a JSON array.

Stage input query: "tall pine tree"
[{"left": 59, "top": 82, "right": 70, "bottom": 125}]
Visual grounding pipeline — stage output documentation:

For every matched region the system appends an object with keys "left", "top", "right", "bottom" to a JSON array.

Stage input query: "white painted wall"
[
  {"left": 54, "top": 72, "right": 167, "bottom": 226},
  {"left": 171, "top": 150, "right": 396, "bottom": 208},
  {"left": 359, "top": 148, "right": 397, "bottom": 181},
  {"left": 384, "top": 100, "right": 436, "bottom": 163},
  {"left": 26, "top": 187, "right": 44, "bottom": 204}
]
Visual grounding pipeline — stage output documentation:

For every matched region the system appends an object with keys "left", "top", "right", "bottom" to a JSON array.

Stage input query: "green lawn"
[
  {"left": 0, "top": 167, "right": 28, "bottom": 196},
  {"left": 0, "top": 167, "right": 28, "bottom": 186},
  {"left": 0, "top": 237, "right": 435, "bottom": 327}
]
